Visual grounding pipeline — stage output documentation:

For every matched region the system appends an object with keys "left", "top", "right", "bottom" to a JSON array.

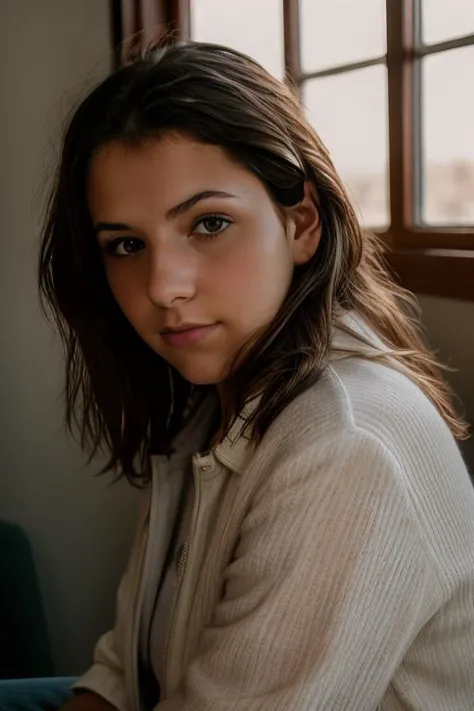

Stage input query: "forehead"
[{"left": 87, "top": 134, "right": 261, "bottom": 215}]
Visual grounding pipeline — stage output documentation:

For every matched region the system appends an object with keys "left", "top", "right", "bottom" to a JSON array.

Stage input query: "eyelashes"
[
  {"left": 191, "top": 213, "right": 233, "bottom": 239},
  {"left": 103, "top": 237, "right": 144, "bottom": 257}
]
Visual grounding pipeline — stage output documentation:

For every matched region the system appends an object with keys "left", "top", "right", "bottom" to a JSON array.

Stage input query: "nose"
[{"left": 146, "top": 242, "right": 197, "bottom": 308}]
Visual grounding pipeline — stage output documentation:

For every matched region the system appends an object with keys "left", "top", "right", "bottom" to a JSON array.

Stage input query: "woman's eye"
[
  {"left": 192, "top": 214, "right": 232, "bottom": 239},
  {"left": 105, "top": 237, "right": 144, "bottom": 257}
]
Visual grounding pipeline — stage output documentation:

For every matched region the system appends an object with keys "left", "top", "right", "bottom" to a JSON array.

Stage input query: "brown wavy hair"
[{"left": 38, "top": 41, "right": 467, "bottom": 481}]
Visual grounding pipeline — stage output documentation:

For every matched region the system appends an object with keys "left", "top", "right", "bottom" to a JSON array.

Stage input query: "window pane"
[
  {"left": 303, "top": 67, "right": 389, "bottom": 228},
  {"left": 422, "top": 0, "right": 474, "bottom": 45},
  {"left": 190, "top": 0, "right": 284, "bottom": 78},
  {"left": 300, "top": 0, "right": 386, "bottom": 72},
  {"left": 421, "top": 47, "right": 474, "bottom": 225}
]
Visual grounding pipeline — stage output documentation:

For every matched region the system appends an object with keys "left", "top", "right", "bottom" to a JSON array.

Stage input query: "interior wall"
[
  {"left": 418, "top": 296, "right": 474, "bottom": 474},
  {"left": 0, "top": 0, "right": 140, "bottom": 675}
]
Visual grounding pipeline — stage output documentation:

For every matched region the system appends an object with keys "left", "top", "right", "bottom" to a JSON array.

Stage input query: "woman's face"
[{"left": 88, "top": 134, "right": 320, "bottom": 384}]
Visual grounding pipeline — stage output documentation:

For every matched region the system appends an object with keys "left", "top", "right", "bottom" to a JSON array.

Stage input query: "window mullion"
[
  {"left": 386, "top": 0, "right": 416, "bottom": 238},
  {"left": 283, "top": 0, "right": 302, "bottom": 88},
  {"left": 110, "top": 0, "right": 190, "bottom": 57},
  {"left": 411, "top": 0, "right": 424, "bottom": 226},
  {"left": 170, "top": 0, "right": 191, "bottom": 40}
]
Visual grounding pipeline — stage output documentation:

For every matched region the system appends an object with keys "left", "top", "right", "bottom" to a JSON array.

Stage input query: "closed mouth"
[
  {"left": 159, "top": 323, "right": 218, "bottom": 348},
  {"left": 160, "top": 324, "right": 213, "bottom": 334}
]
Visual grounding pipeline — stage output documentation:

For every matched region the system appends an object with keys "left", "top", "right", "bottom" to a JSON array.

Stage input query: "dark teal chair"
[
  {"left": 0, "top": 677, "right": 75, "bottom": 710},
  {"left": 0, "top": 522, "right": 54, "bottom": 679}
]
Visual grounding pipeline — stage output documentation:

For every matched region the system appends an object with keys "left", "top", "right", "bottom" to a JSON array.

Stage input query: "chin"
[{"left": 174, "top": 362, "right": 227, "bottom": 386}]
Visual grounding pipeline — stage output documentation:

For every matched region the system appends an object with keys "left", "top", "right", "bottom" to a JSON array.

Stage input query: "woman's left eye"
[{"left": 192, "top": 214, "right": 232, "bottom": 239}]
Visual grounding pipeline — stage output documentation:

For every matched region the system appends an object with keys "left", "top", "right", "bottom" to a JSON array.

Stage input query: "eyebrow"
[
  {"left": 166, "top": 190, "right": 237, "bottom": 219},
  {"left": 93, "top": 190, "right": 237, "bottom": 235}
]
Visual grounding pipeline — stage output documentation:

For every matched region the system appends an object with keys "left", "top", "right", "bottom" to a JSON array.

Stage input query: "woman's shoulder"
[
  {"left": 259, "top": 341, "right": 472, "bottom": 512},
  {"left": 269, "top": 354, "right": 450, "bottom": 451},
  {"left": 264, "top": 352, "right": 473, "bottom": 528},
  {"left": 252, "top": 345, "right": 474, "bottom": 593},
  {"left": 270, "top": 313, "right": 463, "bottom": 468},
  {"left": 326, "top": 354, "right": 451, "bottom": 448}
]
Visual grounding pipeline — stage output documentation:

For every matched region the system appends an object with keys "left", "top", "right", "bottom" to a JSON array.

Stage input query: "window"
[
  {"left": 299, "top": 0, "right": 388, "bottom": 230},
  {"left": 191, "top": 0, "right": 285, "bottom": 79},
  {"left": 112, "top": 0, "right": 474, "bottom": 301}
]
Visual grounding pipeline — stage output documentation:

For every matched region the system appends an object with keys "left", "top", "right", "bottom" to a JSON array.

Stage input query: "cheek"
[
  {"left": 213, "top": 228, "right": 293, "bottom": 324},
  {"left": 106, "top": 268, "right": 128, "bottom": 307},
  {"left": 105, "top": 265, "right": 147, "bottom": 320}
]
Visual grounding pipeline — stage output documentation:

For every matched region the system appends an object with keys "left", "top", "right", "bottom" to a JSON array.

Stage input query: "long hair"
[{"left": 39, "top": 41, "right": 467, "bottom": 482}]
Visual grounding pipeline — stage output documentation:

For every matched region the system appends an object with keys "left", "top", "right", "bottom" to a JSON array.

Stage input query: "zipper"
[
  {"left": 130, "top": 526, "right": 150, "bottom": 711},
  {"left": 162, "top": 539, "right": 190, "bottom": 678},
  {"left": 161, "top": 459, "right": 201, "bottom": 699},
  {"left": 129, "top": 475, "right": 157, "bottom": 711},
  {"left": 146, "top": 478, "right": 188, "bottom": 667}
]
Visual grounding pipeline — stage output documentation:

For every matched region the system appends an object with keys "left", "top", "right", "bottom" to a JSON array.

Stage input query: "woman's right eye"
[{"left": 104, "top": 237, "right": 145, "bottom": 257}]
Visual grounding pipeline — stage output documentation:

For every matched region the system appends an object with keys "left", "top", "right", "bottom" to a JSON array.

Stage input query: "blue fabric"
[{"left": 0, "top": 677, "right": 76, "bottom": 710}]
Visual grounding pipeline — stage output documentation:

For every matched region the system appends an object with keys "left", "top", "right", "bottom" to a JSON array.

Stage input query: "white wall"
[
  {"left": 0, "top": 0, "right": 140, "bottom": 675},
  {"left": 418, "top": 296, "right": 474, "bottom": 474}
]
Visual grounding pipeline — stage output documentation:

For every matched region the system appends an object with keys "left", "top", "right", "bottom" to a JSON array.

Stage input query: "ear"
[{"left": 285, "top": 181, "right": 321, "bottom": 266}]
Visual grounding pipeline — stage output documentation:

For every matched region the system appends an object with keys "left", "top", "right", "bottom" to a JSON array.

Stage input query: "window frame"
[
  {"left": 111, "top": 0, "right": 474, "bottom": 301},
  {"left": 385, "top": 0, "right": 474, "bottom": 251}
]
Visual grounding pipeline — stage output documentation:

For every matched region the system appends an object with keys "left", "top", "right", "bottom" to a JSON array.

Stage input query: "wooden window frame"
[
  {"left": 111, "top": 0, "right": 190, "bottom": 60},
  {"left": 383, "top": 0, "right": 474, "bottom": 301},
  {"left": 111, "top": 0, "right": 474, "bottom": 301}
]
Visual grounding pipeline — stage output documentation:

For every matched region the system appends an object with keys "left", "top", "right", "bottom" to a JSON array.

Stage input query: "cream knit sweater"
[{"left": 76, "top": 320, "right": 474, "bottom": 711}]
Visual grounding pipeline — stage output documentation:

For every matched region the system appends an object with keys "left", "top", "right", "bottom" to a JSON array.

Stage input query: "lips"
[{"left": 160, "top": 323, "right": 218, "bottom": 348}]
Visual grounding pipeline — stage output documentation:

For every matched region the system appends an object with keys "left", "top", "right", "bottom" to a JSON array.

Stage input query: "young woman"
[{"left": 33, "top": 40, "right": 474, "bottom": 710}]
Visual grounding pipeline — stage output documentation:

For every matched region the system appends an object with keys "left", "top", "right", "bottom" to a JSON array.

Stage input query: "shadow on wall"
[{"left": 419, "top": 295, "right": 474, "bottom": 477}]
